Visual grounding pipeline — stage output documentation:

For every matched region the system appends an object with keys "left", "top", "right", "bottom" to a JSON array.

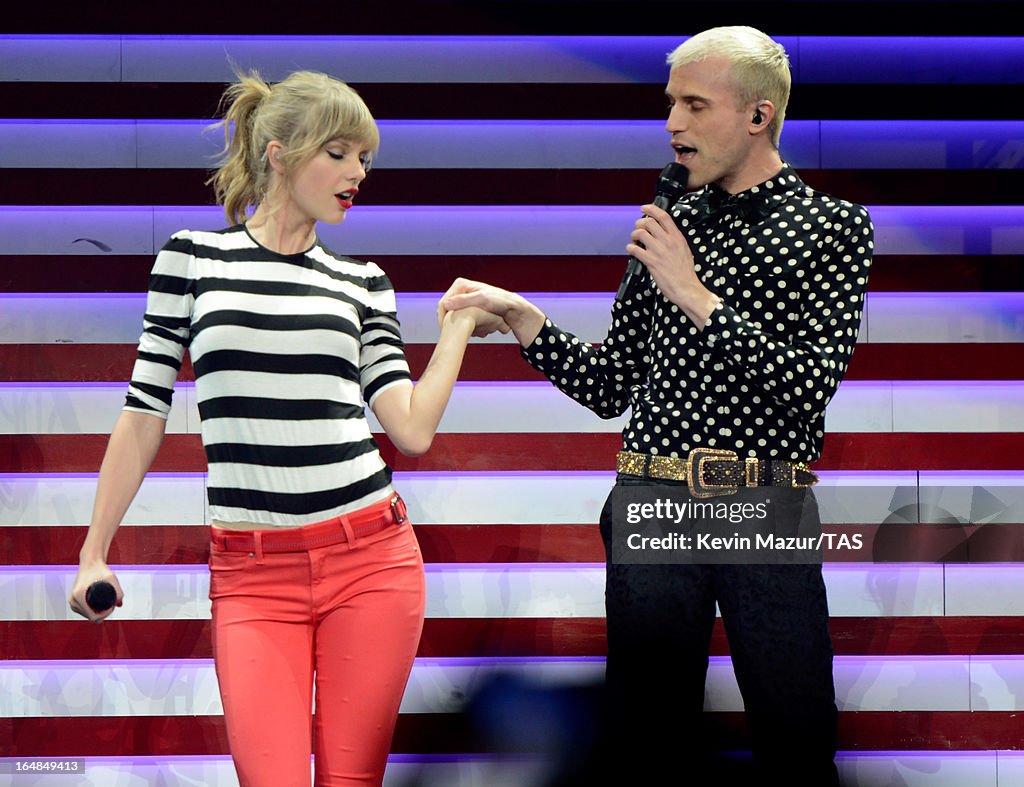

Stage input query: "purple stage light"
[{"left": 2, "top": 35, "right": 1022, "bottom": 84}]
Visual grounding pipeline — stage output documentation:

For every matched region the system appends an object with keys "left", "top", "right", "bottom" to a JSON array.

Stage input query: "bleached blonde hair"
[{"left": 668, "top": 27, "right": 791, "bottom": 147}]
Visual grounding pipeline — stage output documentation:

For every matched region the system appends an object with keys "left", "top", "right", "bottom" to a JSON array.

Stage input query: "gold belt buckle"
[{"left": 686, "top": 448, "right": 739, "bottom": 498}]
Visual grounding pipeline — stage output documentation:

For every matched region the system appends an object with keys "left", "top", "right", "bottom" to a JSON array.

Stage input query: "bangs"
[{"left": 299, "top": 85, "right": 380, "bottom": 157}]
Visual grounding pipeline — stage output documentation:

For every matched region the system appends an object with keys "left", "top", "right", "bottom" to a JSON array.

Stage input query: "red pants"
[{"left": 209, "top": 512, "right": 425, "bottom": 787}]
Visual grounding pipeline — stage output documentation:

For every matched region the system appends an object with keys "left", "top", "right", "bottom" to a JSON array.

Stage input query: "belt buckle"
[
  {"left": 792, "top": 462, "right": 819, "bottom": 488},
  {"left": 390, "top": 494, "right": 408, "bottom": 525},
  {"left": 686, "top": 448, "right": 739, "bottom": 499}
]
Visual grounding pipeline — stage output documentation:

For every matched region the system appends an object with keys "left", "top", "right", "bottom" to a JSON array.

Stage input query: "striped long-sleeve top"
[{"left": 124, "top": 225, "right": 411, "bottom": 527}]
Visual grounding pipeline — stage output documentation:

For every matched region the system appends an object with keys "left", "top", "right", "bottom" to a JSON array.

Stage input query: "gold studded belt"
[{"left": 616, "top": 449, "right": 818, "bottom": 499}]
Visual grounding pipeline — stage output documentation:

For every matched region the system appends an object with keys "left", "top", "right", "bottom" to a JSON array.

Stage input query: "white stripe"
[
  {"left": 839, "top": 753, "right": 1000, "bottom": 787},
  {"left": 208, "top": 451, "right": 384, "bottom": 498},
  {"left": 0, "top": 474, "right": 207, "bottom": 527},
  {"left": 0, "top": 563, "right": 980, "bottom": 621},
  {"left": 0, "top": 294, "right": 150, "bottom": 342},
  {"left": 918, "top": 471, "right": 1024, "bottom": 526},
  {"left": 190, "top": 326, "right": 361, "bottom": 363},
  {"left": 0, "top": 36, "right": 685, "bottom": 84},
  {"left": 969, "top": 658, "right": 1024, "bottom": 711},
  {"left": 0, "top": 120, "right": 140, "bottom": 167},
  {"left": 0, "top": 756, "right": 552, "bottom": 787},
  {"left": 2, "top": 293, "right": 1020, "bottom": 345},
  {"left": 4, "top": 655, "right": 1021, "bottom": 718},
  {"left": 200, "top": 415, "right": 371, "bottom": 449},
  {"left": 4, "top": 472, "right": 1024, "bottom": 527},
  {"left": 0, "top": 208, "right": 156, "bottom": 255},
  {"left": 706, "top": 655, "right": 987, "bottom": 712},
  {"left": 3, "top": 35, "right": 1021, "bottom": 86},
  {"left": 945, "top": 565, "right": 1024, "bottom": 616},
  {"left": 1, "top": 206, "right": 1021, "bottom": 257},
  {"left": 5, "top": 381, "right": 1024, "bottom": 435},
  {"left": 997, "top": 752, "right": 1024, "bottom": 787},
  {"left": 824, "top": 564, "right": 947, "bottom": 617},
  {"left": 867, "top": 293, "right": 1024, "bottom": 343},
  {"left": 3, "top": 119, "right": 1022, "bottom": 171},
  {"left": 195, "top": 370, "right": 362, "bottom": 407},
  {"left": 192, "top": 287, "right": 367, "bottom": 318},
  {"left": 0, "top": 37, "right": 122, "bottom": 81},
  {"left": 0, "top": 119, "right": 674, "bottom": 170},
  {"left": 0, "top": 754, "right": 1004, "bottom": 787},
  {"left": 0, "top": 384, "right": 189, "bottom": 435}
]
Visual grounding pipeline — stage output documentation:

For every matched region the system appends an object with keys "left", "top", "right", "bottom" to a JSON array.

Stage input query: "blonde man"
[{"left": 444, "top": 26, "right": 871, "bottom": 784}]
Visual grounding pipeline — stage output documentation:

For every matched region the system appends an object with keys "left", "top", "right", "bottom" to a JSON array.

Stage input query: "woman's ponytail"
[{"left": 208, "top": 72, "right": 272, "bottom": 225}]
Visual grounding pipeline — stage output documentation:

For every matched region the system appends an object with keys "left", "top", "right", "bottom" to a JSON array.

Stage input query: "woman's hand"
[
  {"left": 438, "top": 278, "right": 546, "bottom": 346},
  {"left": 442, "top": 304, "right": 511, "bottom": 338},
  {"left": 69, "top": 562, "right": 123, "bottom": 623}
]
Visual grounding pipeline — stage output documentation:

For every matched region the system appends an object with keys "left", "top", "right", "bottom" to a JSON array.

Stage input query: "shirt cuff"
[
  {"left": 701, "top": 298, "right": 730, "bottom": 348},
  {"left": 519, "top": 318, "right": 571, "bottom": 375},
  {"left": 701, "top": 299, "right": 761, "bottom": 365}
]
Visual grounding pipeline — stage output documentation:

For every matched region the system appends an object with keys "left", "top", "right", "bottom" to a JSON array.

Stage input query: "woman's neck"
[{"left": 246, "top": 201, "right": 317, "bottom": 255}]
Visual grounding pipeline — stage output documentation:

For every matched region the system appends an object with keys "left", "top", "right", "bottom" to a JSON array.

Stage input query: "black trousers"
[{"left": 597, "top": 477, "right": 840, "bottom": 786}]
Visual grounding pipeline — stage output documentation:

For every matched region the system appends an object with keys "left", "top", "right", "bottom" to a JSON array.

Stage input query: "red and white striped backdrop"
[{"left": 2, "top": 16, "right": 1023, "bottom": 787}]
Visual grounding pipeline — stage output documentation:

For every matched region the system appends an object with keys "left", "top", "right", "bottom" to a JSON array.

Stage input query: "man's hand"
[
  {"left": 439, "top": 278, "right": 547, "bottom": 347},
  {"left": 628, "top": 204, "right": 721, "bottom": 328},
  {"left": 442, "top": 304, "right": 511, "bottom": 339}
]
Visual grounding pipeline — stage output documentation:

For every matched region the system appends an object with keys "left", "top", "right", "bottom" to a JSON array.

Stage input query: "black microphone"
[
  {"left": 86, "top": 580, "right": 117, "bottom": 613},
  {"left": 615, "top": 163, "right": 689, "bottom": 302}
]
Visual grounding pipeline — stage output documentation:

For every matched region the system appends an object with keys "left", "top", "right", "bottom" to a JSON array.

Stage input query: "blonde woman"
[{"left": 69, "top": 70, "right": 503, "bottom": 786}]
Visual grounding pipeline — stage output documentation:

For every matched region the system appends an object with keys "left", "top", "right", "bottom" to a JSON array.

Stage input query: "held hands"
[
  {"left": 628, "top": 204, "right": 721, "bottom": 327},
  {"left": 69, "top": 563, "right": 123, "bottom": 623},
  {"left": 438, "top": 278, "right": 546, "bottom": 346},
  {"left": 442, "top": 303, "right": 511, "bottom": 339}
]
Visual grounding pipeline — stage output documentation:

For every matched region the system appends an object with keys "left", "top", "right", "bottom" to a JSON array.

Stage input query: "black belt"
[{"left": 616, "top": 449, "right": 818, "bottom": 499}]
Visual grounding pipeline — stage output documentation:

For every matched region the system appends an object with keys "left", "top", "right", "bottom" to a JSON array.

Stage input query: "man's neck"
[{"left": 717, "top": 150, "right": 785, "bottom": 195}]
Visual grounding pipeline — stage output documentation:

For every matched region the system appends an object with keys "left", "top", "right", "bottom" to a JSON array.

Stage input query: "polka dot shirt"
[{"left": 520, "top": 165, "right": 874, "bottom": 463}]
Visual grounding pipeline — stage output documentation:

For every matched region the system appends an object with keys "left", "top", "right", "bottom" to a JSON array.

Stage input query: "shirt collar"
[{"left": 683, "top": 163, "right": 803, "bottom": 225}]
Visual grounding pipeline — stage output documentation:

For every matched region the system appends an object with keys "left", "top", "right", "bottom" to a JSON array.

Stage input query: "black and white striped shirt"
[{"left": 124, "top": 225, "right": 411, "bottom": 526}]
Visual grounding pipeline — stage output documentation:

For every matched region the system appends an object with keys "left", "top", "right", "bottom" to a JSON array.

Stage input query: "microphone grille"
[{"left": 656, "top": 162, "right": 689, "bottom": 201}]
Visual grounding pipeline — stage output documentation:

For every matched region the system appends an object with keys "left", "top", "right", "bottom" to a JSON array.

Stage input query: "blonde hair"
[
  {"left": 667, "top": 26, "right": 791, "bottom": 147},
  {"left": 208, "top": 70, "right": 380, "bottom": 225}
]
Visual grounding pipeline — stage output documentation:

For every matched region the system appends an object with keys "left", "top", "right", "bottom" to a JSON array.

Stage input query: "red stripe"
[
  {"left": 5, "top": 617, "right": 1024, "bottom": 661},
  {"left": 844, "top": 344, "right": 1024, "bottom": 380},
  {"left": 0, "top": 618, "right": 610, "bottom": 660},
  {"left": 0, "top": 254, "right": 1016, "bottom": 294},
  {"left": 8, "top": 523, "right": 1023, "bottom": 566},
  {"left": 0, "top": 526, "right": 212, "bottom": 565},
  {"left": 4, "top": 343, "right": 1022, "bottom": 382},
  {"left": 3, "top": 168, "right": 1017, "bottom": 206},
  {"left": 0, "top": 524, "right": 606, "bottom": 565},
  {"left": 0, "top": 82, "right": 667, "bottom": 121},
  {"left": 3, "top": 81, "right": 1015, "bottom": 121},
  {"left": 4, "top": 711, "right": 1023, "bottom": 755},
  {"left": 812, "top": 433, "right": 1024, "bottom": 471},
  {"left": 0, "top": 345, "right": 195, "bottom": 382},
  {"left": 3, "top": 433, "right": 1024, "bottom": 473},
  {"left": 411, "top": 343, "right": 1024, "bottom": 382}
]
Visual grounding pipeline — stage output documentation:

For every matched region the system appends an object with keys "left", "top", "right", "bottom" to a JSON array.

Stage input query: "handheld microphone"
[
  {"left": 85, "top": 580, "right": 117, "bottom": 613},
  {"left": 615, "top": 163, "right": 689, "bottom": 302}
]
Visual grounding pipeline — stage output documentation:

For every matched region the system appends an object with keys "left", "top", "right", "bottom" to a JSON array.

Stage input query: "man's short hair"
[{"left": 667, "top": 26, "right": 792, "bottom": 148}]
